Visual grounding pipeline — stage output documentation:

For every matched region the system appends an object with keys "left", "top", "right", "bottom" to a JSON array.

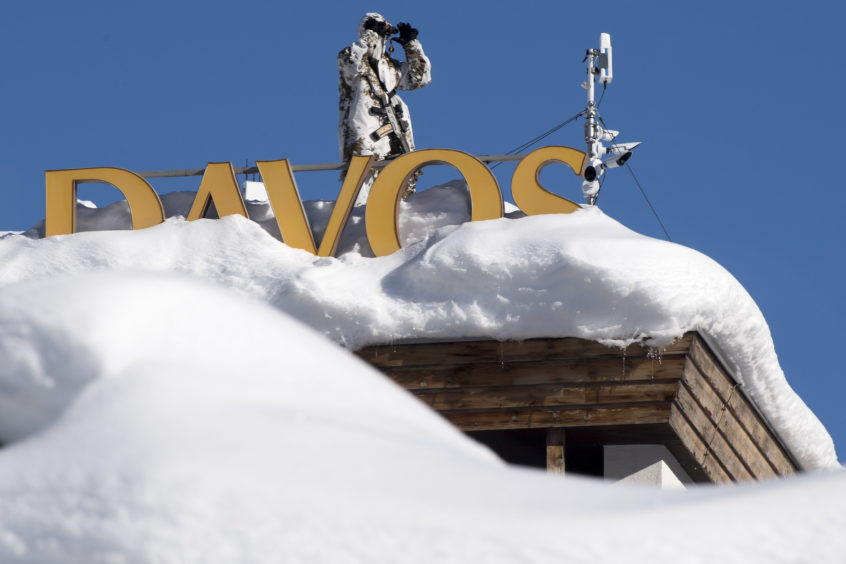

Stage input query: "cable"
[
  {"left": 490, "top": 111, "right": 585, "bottom": 169},
  {"left": 596, "top": 115, "right": 671, "bottom": 242},
  {"left": 625, "top": 162, "right": 672, "bottom": 242},
  {"left": 596, "top": 83, "right": 607, "bottom": 108},
  {"left": 593, "top": 174, "right": 607, "bottom": 204},
  {"left": 506, "top": 111, "right": 584, "bottom": 154}
]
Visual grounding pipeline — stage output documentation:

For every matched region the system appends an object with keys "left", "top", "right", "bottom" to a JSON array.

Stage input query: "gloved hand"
[
  {"left": 363, "top": 17, "right": 394, "bottom": 38},
  {"left": 393, "top": 22, "right": 418, "bottom": 45}
]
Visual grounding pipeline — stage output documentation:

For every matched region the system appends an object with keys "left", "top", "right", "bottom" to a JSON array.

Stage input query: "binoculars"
[{"left": 364, "top": 18, "right": 396, "bottom": 38}]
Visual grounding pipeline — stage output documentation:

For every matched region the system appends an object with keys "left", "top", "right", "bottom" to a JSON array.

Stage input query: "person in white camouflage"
[{"left": 338, "top": 13, "right": 431, "bottom": 203}]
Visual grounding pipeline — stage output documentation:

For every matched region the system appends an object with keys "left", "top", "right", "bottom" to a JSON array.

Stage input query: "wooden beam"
[
  {"left": 687, "top": 336, "right": 797, "bottom": 473},
  {"left": 546, "top": 428, "right": 566, "bottom": 475},
  {"left": 681, "top": 358, "right": 778, "bottom": 479},
  {"left": 669, "top": 405, "right": 733, "bottom": 484},
  {"left": 356, "top": 334, "right": 694, "bottom": 368},
  {"left": 413, "top": 381, "right": 679, "bottom": 411},
  {"left": 443, "top": 404, "right": 672, "bottom": 431},
  {"left": 674, "top": 384, "right": 753, "bottom": 481},
  {"left": 381, "top": 357, "right": 686, "bottom": 391}
]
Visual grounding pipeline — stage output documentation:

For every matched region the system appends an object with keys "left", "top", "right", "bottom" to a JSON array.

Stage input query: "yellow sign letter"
[
  {"left": 511, "top": 146, "right": 586, "bottom": 215},
  {"left": 257, "top": 155, "right": 374, "bottom": 256},
  {"left": 366, "top": 149, "right": 503, "bottom": 257},
  {"left": 187, "top": 162, "right": 248, "bottom": 221},
  {"left": 45, "top": 167, "right": 165, "bottom": 237}
]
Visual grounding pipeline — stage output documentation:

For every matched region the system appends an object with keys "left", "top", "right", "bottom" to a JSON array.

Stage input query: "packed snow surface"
[
  {"left": 2, "top": 183, "right": 836, "bottom": 469},
  {"left": 0, "top": 271, "right": 843, "bottom": 563}
]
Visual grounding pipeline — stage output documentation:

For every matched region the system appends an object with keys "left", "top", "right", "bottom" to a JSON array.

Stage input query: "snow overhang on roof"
[{"left": 1, "top": 181, "right": 837, "bottom": 469}]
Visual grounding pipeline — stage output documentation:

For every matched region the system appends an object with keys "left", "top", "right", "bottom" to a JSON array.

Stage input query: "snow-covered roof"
[{"left": 1, "top": 182, "right": 837, "bottom": 472}]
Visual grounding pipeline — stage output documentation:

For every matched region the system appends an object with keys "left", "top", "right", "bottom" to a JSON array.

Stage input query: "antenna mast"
[{"left": 580, "top": 33, "right": 639, "bottom": 205}]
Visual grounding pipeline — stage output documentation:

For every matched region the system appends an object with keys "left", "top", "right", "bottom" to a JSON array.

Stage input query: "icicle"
[{"left": 621, "top": 347, "right": 627, "bottom": 380}]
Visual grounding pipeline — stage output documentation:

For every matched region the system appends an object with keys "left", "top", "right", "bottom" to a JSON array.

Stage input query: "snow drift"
[
  {"left": 0, "top": 182, "right": 835, "bottom": 468},
  {"left": 0, "top": 271, "right": 843, "bottom": 563}
]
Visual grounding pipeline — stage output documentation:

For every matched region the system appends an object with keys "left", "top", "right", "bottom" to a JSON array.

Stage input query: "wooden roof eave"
[{"left": 355, "top": 331, "right": 801, "bottom": 483}]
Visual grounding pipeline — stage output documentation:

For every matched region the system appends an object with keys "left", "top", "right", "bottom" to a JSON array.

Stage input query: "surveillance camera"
[
  {"left": 599, "top": 128, "right": 619, "bottom": 142},
  {"left": 603, "top": 141, "right": 641, "bottom": 169},
  {"left": 582, "top": 157, "right": 605, "bottom": 182},
  {"left": 607, "top": 141, "right": 641, "bottom": 155}
]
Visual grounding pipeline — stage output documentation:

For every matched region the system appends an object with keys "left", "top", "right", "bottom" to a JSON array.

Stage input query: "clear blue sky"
[{"left": 1, "top": 1, "right": 844, "bottom": 463}]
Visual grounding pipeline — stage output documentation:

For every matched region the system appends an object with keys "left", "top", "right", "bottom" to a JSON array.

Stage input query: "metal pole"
[
  {"left": 582, "top": 48, "right": 603, "bottom": 205},
  {"left": 136, "top": 154, "right": 527, "bottom": 179},
  {"left": 584, "top": 50, "right": 600, "bottom": 163}
]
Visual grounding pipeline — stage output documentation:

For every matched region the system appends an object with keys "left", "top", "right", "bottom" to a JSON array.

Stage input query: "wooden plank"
[
  {"left": 383, "top": 357, "right": 686, "bottom": 391},
  {"left": 669, "top": 406, "right": 732, "bottom": 484},
  {"left": 362, "top": 336, "right": 692, "bottom": 367},
  {"left": 688, "top": 336, "right": 797, "bottom": 474},
  {"left": 413, "top": 381, "right": 679, "bottom": 412},
  {"left": 356, "top": 334, "right": 693, "bottom": 368},
  {"left": 682, "top": 358, "right": 777, "bottom": 479},
  {"left": 674, "top": 385, "right": 753, "bottom": 481},
  {"left": 546, "top": 428, "right": 565, "bottom": 475},
  {"left": 443, "top": 404, "right": 672, "bottom": 431}
]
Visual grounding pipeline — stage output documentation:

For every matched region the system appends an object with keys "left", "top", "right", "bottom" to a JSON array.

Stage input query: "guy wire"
[
  {"left": 490, "top": 111, "right": 585, "bottom": 169},
  {"left": 598, "top": 115, "right": 672, "bottom": 242}
]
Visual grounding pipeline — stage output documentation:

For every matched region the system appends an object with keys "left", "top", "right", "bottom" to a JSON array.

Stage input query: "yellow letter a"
[{"left": 187, "top": 162, "right": 248, "bottom": 221}]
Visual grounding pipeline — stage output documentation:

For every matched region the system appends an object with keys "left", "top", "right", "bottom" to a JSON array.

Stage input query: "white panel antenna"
[{"left": 599, "top": 33, "right": 613, "bottom": 85}]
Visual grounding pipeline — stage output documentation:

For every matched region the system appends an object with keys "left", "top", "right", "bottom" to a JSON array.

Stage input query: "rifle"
[{"left": 364, "top": 64, "right": 412, "bottom": 154}]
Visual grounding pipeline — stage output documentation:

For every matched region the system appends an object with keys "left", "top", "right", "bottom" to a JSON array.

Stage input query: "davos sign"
[{"left": 45, "top": 146, "right": 586, "bottom": 257}]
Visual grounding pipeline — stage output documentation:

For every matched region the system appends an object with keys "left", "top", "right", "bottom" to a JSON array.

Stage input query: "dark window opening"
[
  {"left": 467, "top": 429, "right": 605, "bottom": 477},
  {"left": 467, "top": 429, "right": 546, "bottom": 469}
]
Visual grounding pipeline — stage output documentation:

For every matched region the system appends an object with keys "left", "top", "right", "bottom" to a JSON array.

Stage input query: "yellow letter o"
[{"left": 365, "top": 149, "right": 503, "bottom": 256}]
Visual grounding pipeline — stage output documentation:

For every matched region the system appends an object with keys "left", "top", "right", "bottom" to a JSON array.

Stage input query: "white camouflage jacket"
[{"left": 337, "top": 17, "right": 431, "bottom": 164}]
